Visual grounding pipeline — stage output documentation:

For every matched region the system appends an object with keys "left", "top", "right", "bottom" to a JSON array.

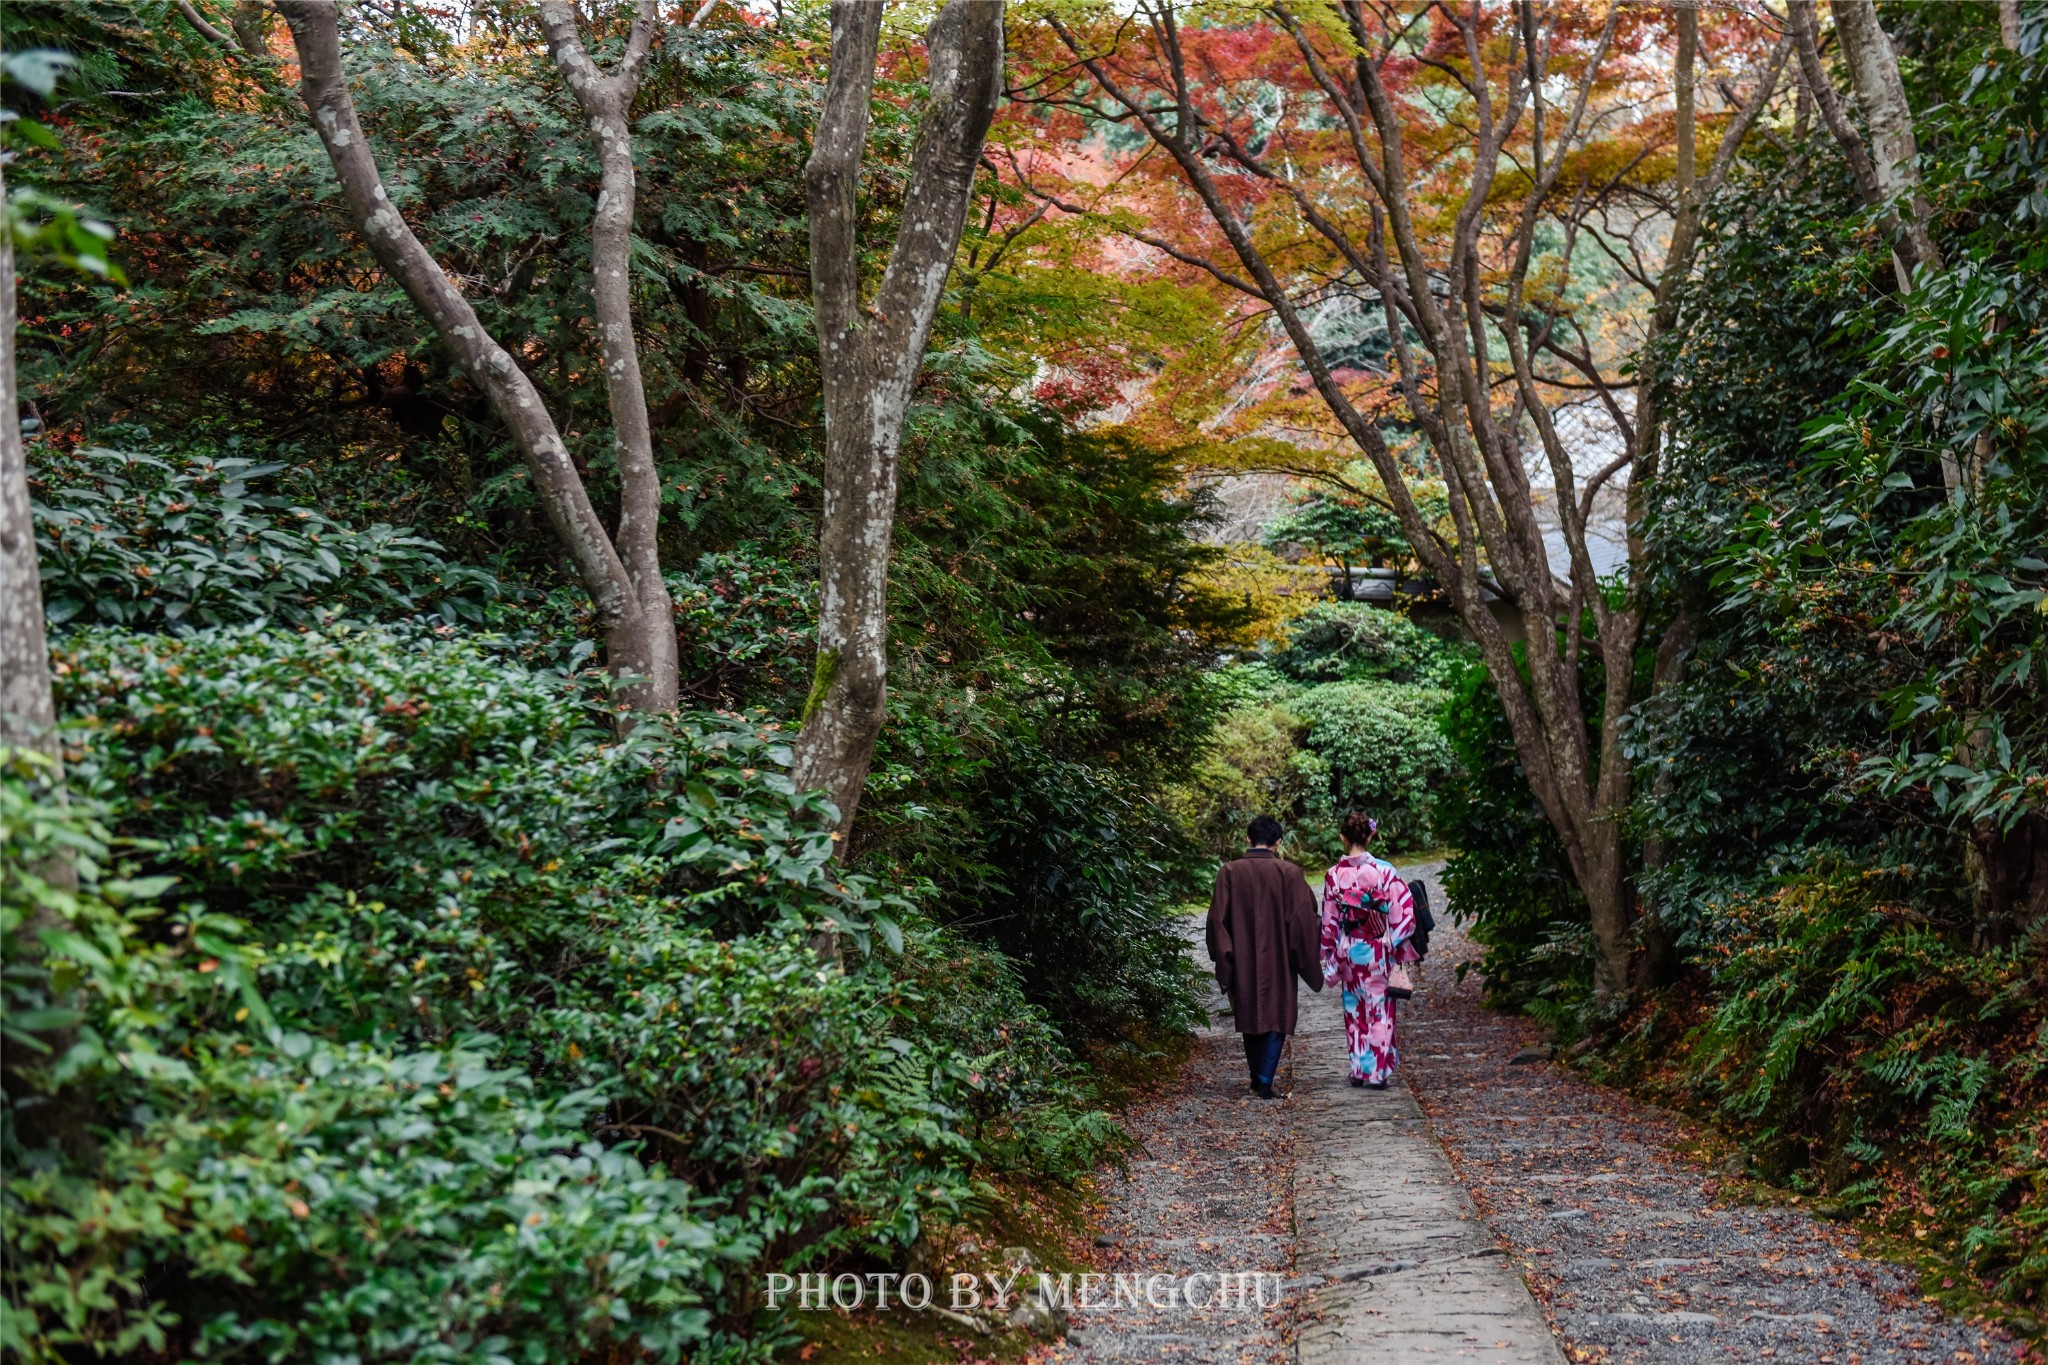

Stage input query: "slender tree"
[
  {"left": 2, "top": 49, "right": 111, "bottom": 1159},
  {"left": 1789, "top": 1, "right": 1962, "bottom": 486},
  {"left": 1787, "top": 1, "right": 1939, "bottom": 276},
  {"left": 1021, "top": 2, "right": 1785, "bottom": 999},
  {"left": 277, "top": 0, "right": 672, "bottom": 714},
  {"left": 539, "top": 0, "right": 679, "bottom": 713},
  {"left": 793, "top": 0, "right": 1004, "bottom": 840},
  {"left": 1830, "top": 0, "right": 1939, "bottom": 274}
]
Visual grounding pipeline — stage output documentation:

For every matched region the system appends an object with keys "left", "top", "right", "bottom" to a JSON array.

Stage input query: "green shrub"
[
  {"left": 475, "top": 547, "right": 816, "bottom": 704},
  {"left": 1267, "top": 601, "right": 1461, "bottom": 688},
  {"left": 973, "top": 751, "right": 1206, "bottom": 1041},
  {"left": 672, "top": 551, "right": 817, "bottom": 704},
  {"left": 1, "top": 748, "right": 741, "bottom": 1365},
  {"left": 1291, "top": 680, "right": 1453, "bottom": 854},
  {"left": 31, "top": 444, "right": 501, "bottom": 629},
  {"left": 0, "top": 749, "right": 260, "bottom": 1096},
  {"left": 1203, "top": 661, "right": 1293, "bottom": 709},
  {"left": 11, "top": 1043, "right": 741, "bottom": 1364},
  {"left": 1165, "top": 701, "right": 1311, "bottom": 859},
  {"left": 3, "top": 623, "right": 1118, "bottom": 1362},
  {"left": 1171, "top": 615, "right": 1464, "bottom": 862},
  {"left": 888, "top": 923, "right": 1125, "bottom": 1182},
  {"left": 1431, "top": 658, "right": 1589, "bottom": 1021},
  {"left": 1635, "top": 856, "right": 2048, "bottom": 1307}
]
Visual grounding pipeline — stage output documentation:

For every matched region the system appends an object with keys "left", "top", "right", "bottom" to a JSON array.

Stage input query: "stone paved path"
[
  {"left": 1401, "top": 861, "right": 2025, "bottom": 1365},
  {"left": 1043, "top": 908, "right": 1559, "bottom": 1364},
  {"left": 1290, "top": 948, "right": 1563, "bottom": 1365}
]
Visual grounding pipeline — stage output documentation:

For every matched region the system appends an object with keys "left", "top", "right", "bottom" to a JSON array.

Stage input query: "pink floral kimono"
[{"left": 1319, "top": 852, "right": 1417, "bottom": 1085}]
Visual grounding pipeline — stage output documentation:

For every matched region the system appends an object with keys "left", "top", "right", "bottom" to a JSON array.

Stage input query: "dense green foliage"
[
  {"left": 7, "top": 625, "right": 1124, "bottom": 1361},
  {"left": 0, "top": 7, "right": 1245, "bottom": 1361},
  {"left": 1169, "top": 605, "right": 1464, "bottom": 860},
  {"left": 1431, "top": 658, "right": 1588, "bottom": 1021},
  {"left": 14, "top": 9, "right": 825, "bottom": 556},
  {"left": 1258, "top": 465, "right": 1446, "bottom": 600},
  {"left": 3, "top": 0, "right": 1240, "bottom": 1041},
  {"left": 1290, "top": 682, "right": 1453, "bottom": 852},
  {"left": 32, "top": 442, "right": 503, "bottom": 629},
  {"left": 1267, "top": 600, "right": 1460, "bottom": 688},
  {"left": 10, "top": 0, "right": 2046, "bottom": 1351},
  {"left": 1260, "top": 486, "right": 1406, "bottom": 590}
]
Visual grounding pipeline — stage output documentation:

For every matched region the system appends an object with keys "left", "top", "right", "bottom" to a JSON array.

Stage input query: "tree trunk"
[
  {"left": 231, "top": 0, "right": 275, "bottom": 59},
  {"left": 793, "top": 0, "right": 1004, "bottom": 840},
  {"left": 0, "top": 157, "right": 59, "bottom": 762},
  {"left": 1578, "top": 830, "right": 1634, "bottom": 1007},
  {"left": 1970, "top": 813, "right": 2048, "bottom": 947},
  {"left": 278, "top": 1, "right": 661, "bottom": 712},
  {"left": 1788, "top": 4, "right": 1884, "bottom": 202},
  {"left": 0, "top": 150, "right": 92, "bottom": 1160},
  {"left": 1634, "top": 611, "right": 1699, "bottom": 989},
  {"left": 539, "top": 0, "right": 679, "bottom": 713},
  {"left": 1788, "top": 0, "right": 1911, "bottom": 293},
  {"left": 1832, "top": 0, "right": 1940, "bottom": 274},
  {"left": 1821, "top": 1, "right": 1968, "bottom": 496},
  {"left": 1670, "top": 2, "right": 1698, "bottom": 270}
]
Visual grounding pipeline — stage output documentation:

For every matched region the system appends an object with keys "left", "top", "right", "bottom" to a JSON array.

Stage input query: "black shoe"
[
  {"left": 1254, "top": 1082, "right": 1277, "bottom": 1100},
  {"left": 1368, "top": 1080, "right": 1388, "bottom": 1091},
  {"left": 1348, "top": 1077, "right": 1366, "bottom": 1088}
]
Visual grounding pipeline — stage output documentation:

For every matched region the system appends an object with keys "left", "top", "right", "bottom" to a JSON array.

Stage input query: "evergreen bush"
[{"left": 2, "top": 625, "right": 1119, "bottom": 1361}]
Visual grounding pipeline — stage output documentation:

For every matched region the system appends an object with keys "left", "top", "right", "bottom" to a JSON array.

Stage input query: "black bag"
[{"left": 1407, "top": 877, "right": 1435, "bottom": 961}]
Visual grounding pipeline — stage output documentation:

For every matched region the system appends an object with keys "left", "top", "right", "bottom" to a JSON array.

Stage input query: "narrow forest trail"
[
  {"left": 1040, "top": 885, "right": 1559, "bottom": 1364},
  {"left": 1036, "top": 862, "right": 2028, "bottom": 1365}
]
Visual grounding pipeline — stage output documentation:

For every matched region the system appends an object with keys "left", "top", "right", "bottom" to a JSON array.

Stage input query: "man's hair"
[{"left": 1247, "top": 815, "right": 1285, "bottom": 847}]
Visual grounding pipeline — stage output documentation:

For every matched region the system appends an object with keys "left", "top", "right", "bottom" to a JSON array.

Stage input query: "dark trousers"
[{"left": 1242, "top": 1030, "right": 1284, "bottom": 1087}]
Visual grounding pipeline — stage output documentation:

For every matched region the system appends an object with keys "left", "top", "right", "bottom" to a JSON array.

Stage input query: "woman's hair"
[
  {"left": 1247, "top": 815, "right": 1285, "bottom": 847},
  {"left": 1340, "top": 810, "right": 1378, "bottom": 849}
]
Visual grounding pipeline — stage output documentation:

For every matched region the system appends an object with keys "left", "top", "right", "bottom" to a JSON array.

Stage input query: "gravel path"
[
  {"left": 1401, "top": 861, "right": 2026, "bottom": 1365},
  {"left": 1039, "top": 928, "right": 1296, "bottom": 1364}
]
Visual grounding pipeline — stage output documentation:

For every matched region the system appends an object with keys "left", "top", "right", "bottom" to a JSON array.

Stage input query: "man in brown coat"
[{"left": 1205, "top": 815, "right": 1325, "bottom": 1099}]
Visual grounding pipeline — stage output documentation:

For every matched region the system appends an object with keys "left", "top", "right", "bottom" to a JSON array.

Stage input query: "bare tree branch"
[
  {"left": 174, "top": 0, "right": 244, "bottom": 51},
  {"left": 1034, "top": 1, "right": 1798, "bottom": 999}
]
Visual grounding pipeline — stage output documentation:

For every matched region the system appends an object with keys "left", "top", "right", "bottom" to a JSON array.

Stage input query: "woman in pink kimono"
[{"left": 1319, "top": 810, "right": 1417, "bottom": 1089}]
